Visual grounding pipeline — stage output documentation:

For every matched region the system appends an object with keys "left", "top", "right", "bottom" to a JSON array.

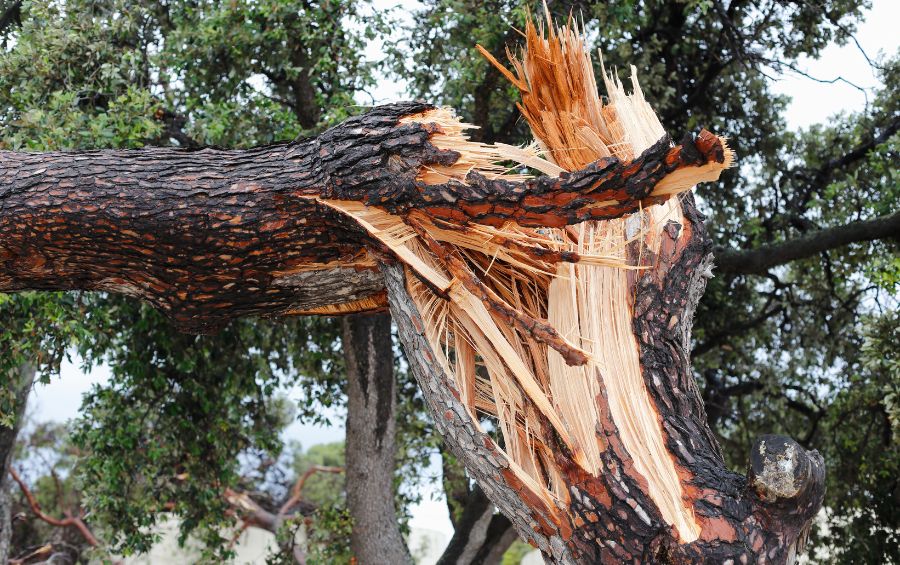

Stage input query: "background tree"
[{"left": 0, "top": 294, "right": 98, "bottom": 564}]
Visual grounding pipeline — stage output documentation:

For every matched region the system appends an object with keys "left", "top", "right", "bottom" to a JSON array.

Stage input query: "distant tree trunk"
[
  {"left": 476, "top": 522, "right": 518, "bottom": 565},
  {"left": 342, "top": 313, "right": 411, "bottom": 565},
  {"left": 437, "top": 484, "right": 515, "bottom": 565},
  {"left": 0, "top": 362, "right": 35, "bottom": 563}
]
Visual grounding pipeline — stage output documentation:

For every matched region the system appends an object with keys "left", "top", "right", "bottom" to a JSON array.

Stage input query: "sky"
[{"left": 24, "top": 0, "right": 900, "bottom": 548}]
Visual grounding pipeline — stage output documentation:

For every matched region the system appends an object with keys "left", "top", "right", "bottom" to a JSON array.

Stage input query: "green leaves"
[
  {"left": 0, "top": 292, "right": 101, "bottom": 427},
  {"left": 16, "top": 87, "right": 161, "bottom": 149},
  {"left": 810, "top": 311, "right": 900, "bottom": 561},
  {"left": 69, "top": 299, "right": 299, "bottom": 558}
]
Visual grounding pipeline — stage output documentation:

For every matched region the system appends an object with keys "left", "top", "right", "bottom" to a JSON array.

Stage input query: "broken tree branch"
[
  {"left": 225, "top": 465, "right": 343, "bottom": 533},
  {"left": 0, "top": 102, "right": 727, "bottom": 332},
  {"left": 278, "top": 465, "right": 343, "bottom": 516},
  {"left": 224, "top": 466, "right": 342, "bottom": 564},
  {"left": 0, "top": 11, "right": 836, "bottom": 562}
]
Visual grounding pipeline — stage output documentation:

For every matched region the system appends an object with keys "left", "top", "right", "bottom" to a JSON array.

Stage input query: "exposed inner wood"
[
  {"left": 284, "top": 291, "right": 389, "bottom": 316},
  {"left": 477, "top": 15, "right": 711, "bottom": 542},
  {"left": 306, "top": 16, "right": 732, "bottom": 546},
  {"left": 398, "top": 108, "right": 555, "bottom": 184}
]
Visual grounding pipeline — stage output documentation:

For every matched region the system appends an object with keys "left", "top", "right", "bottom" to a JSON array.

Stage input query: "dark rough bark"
[
  {"left": 715, "top": 209, "right": 899, "bottom": 275},
  {"left": 0, "top": 102, "right": 727, "bottom": 332},
  {"left": 342, "top": 312, "right": 411, "bottom": 565},
  {"left": 0, "top": 362, "right": 35, "bottom": 564},
  {"left": 1, "top": 103, "right": 823, "bottom": 563}
]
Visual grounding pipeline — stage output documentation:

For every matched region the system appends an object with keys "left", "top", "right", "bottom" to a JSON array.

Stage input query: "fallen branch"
[{"left": 278, "top": 465, "right": 343, "bottom": 516}]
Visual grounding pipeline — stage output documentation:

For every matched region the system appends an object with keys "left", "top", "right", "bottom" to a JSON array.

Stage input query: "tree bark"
[
  {"left": 0, "top": 362, "right": 35, "bottom": 564},
  {"left": 342, "top": 312, "right": 411, "bottom": 565},
  {"left": 0, "top": 103, "right": 825, "bottom": 563}
]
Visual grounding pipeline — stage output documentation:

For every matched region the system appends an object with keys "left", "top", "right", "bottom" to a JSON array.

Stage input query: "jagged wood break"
[{"left": 0, "top": 13, "right": 824, "bottom": 565}]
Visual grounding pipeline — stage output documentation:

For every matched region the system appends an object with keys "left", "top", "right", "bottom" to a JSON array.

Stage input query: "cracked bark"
[
  {"left": 0, "top": 102, "right": 727, "bottom": 331},
  {"left": 1, "top": 103, "right": 824, "bottom": 563}
]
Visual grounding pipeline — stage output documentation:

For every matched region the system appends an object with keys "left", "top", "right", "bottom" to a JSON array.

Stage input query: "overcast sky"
[{"left": 25, "top": 0, "right": 900, "bottom": 545}]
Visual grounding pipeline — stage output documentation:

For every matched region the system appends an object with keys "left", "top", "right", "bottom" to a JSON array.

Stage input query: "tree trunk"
[
  {"left": 476, "top": 521, "right": 518, "bottom": 565},
  {"left": 0, "top": 102, "right": 824, "bottom": 563},
  {"left": 383, "top": 194, "right": 824, "bottom": 563},
  {"left": 436, "top": 484, "right": 515, "bottom": 565},
  {"left": 342, "top": 313, "right": 411, "bottom": 565},
  {"left": 0, "top": 362, "right": 36, "bottom": 563}
]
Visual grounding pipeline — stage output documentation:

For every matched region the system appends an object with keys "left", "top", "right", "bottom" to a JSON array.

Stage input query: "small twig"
[
  {"left": 798, "top": 0, "right": 884, "bottom": 72},
  {"left": 762, "top": 57, "right": 870, "bottom": 107}
]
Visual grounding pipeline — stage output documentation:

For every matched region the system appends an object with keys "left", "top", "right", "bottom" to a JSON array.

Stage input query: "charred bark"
[
  {"left": 0, "top": 103, "right": 823, "bottom": 563},
  {"left": 342, "top": 313, "right": 411, "bottom": 565},
  {"left": 0, "top": 103, "right": 726, "bottom": 332}
]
